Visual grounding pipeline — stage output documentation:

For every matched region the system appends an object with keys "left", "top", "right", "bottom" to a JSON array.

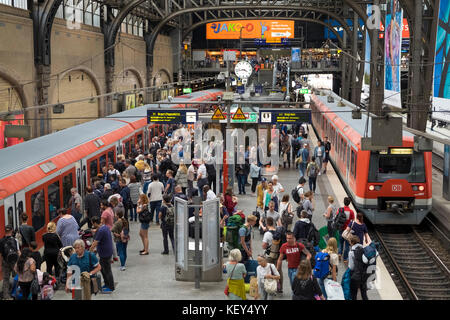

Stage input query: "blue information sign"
[
  {"left": 255, "top": 85, "right": 263, "bottom": 94},
  {"left": 147, "top": 108, "right": 198, "bottom": 124},
  {"left": 237, "top": 86, "right": 245, "bottom": 94},
  {"left": 259, "top": 109, "right": 312, "bottom": 124}
]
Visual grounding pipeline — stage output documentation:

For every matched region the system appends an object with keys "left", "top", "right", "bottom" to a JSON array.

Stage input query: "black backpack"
[
  {"left": 291, "top": 186, "right": 302, "bottom": 204},
  {"left": 351, "top": 246, "right": 369, "bottom": 282},
  {"left": 3, "top": 236, "right": 19, "bottom": 265},
  {"left": 299, "top": 240, "right": 316, "bottom": 269},
  {"left": 138, "top": 207, "right": 151, "bottom": 224},
  {"left": 332, "top": 207, "right": 348, "bottom": 231},
  {"left": 306, "top": 223, "right": 320, "bottom": 247},
  {"left": 163, "top": 204, "right": 175, "bottom": 227},
  {"left": 281, "top": 208, "right": 294, "bottom": 227}
]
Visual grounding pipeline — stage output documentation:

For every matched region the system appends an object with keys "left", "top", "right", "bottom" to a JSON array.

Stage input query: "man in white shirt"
[
  {"left": 197, "top": 159, "right": 208, "bottom": 193},
  {"left": 148, "top": 175, "right": 164, "bottom": 224},
  {"left": 107, "top": 163, "right": 121, "bottom": 179},
  {"left": 259, "top": 200, "right": 282, "bottom": 232},
  {"left": 202, "top": 185, "right": 216, "bottom": 201}
]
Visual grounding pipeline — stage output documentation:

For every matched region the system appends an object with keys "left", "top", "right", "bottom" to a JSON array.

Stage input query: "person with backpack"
[
  {"left": 18, "top": 213, "right": 35, "bottom": 250},
  {"left": 335, "top": 197, "right": 355, "bottom": 263},
  {"left": 84, "top": 186, "right": 101, "bottom": 228},
  {"left": 314, "top": 237, "right": 339, "bottom": 299},
  {"left": 262, "top": 217, "right": 285, "bottom": 293},
  {"left": 348, "top": 235, "right": 369, "bottom": 300},
  {"left": 306, "top": 156, "right": 319, "bottom": 193},
  {"left": 159, "top": 194, "right": 175, "bottom": 255},
  {"left": 112, "top": 211, "right": 129, "bottom": 271},
  {"left": 277, "top": 231, "right": 312, "bottom": 287},
  {"left": 293, "top": 210, "right": 320, "bottom": 249},
  {"left": 323, "top": 196, "right": 338, "bottom": 239},
  {"left": 292, "top": 259, "right": 325, "bottom": 300},
  {"left": 259, "top": 200, "right": 281, "bottom": 233},
  {"left": 164, "top": 170, "right": 176, "bottom": 195},
  {"left": 147, "top": 174, "right": 165, "bottom": 225},
  {"left": 292, "top": 177, "right": 306, "bottom": 206},
  {"left": 137, "top": 194, "right": 150, "bottom": 255},
  {"left": 0, "top": 225, "right": 20, "bottom": 300},
  {"left": 239, "top": 215, "right": 258, "bottom": 263},
  {"left": 279, "top": 194, "right": 294, "bottom": 231}
]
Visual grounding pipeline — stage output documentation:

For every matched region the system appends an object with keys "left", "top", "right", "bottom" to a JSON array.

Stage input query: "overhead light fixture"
[{"left": 53, "top": 104, "right": 65, "bottom": 114}]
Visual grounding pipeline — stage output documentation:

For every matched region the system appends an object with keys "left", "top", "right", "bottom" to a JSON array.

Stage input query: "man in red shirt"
[
  {"left": 339, "top": 197, "right": 355, "bottom": 263},
  {"left": 277, "top": 231, "right": 311, "bottom": 290}
]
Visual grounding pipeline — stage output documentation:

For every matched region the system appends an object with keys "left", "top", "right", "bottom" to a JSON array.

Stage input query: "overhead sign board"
[
  {"left": 259, "top": 109, "right": 312, "bottom": 124},
  {"left": 300, "top": 89, "right": 310, "bottom": 94},
  {"left": 183, "top": 88, "right": 192, "bottom": 94},
  {"left": 206, "top": 20, "right": 294, "bottom": 41},
  {"left": 147, "top": 108, "right": 198, "bottom": 124}
]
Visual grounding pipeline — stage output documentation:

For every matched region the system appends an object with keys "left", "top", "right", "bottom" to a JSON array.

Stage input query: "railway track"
[
  {"left": 373, "top": 220, "right": 450, "bottom": 300},
  {"left": 432, "top": 151, "right": 444, "bottom": 173}
]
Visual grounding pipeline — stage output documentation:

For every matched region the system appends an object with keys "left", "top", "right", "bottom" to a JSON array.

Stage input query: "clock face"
[{"left": 234, "top": 61, "right": 253, "bottom": 79}]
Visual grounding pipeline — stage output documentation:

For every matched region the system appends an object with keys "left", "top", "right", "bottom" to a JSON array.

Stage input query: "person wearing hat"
[{"left": 0, "top": 225, "right": 20, "bottom": 299}]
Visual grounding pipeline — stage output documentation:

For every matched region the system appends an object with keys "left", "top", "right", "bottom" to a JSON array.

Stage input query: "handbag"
[
  {"left": 30, "top": 275, "right": 41, "bottom": 297},
  {"left": 263, "top": 264, "right": 278, "bottom": 294},
  {"left": 224, "top": 264, "right": 237, "bottom": 296},
  {"left": 88, "top": 252, "right": 101, "bottom": 295},
  {"left": 342, "top": 221, "right": 355, "bottom": 241}
]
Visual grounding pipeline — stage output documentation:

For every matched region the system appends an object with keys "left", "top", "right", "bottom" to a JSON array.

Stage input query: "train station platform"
[{"left": 48, "top": 124, "right": 401, "bottom": 301}]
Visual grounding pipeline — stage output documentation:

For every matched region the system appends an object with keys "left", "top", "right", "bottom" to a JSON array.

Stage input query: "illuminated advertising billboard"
[{"left": 206, "top": 20, "right": 294, "bottom": 40}]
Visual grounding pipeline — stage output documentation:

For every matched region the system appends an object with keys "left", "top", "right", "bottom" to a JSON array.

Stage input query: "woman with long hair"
[
  {"left": 137, "top": 194, "right": 150, "bottom": 255},
  {"left": 14, "top": 248, "right": 37, "bottom": 300},
  {"left": 292, "top": 260, "right": 325, "bottom": 300},
  {"left": 42, "top": 221, "right": 63, "bottom": 277},
  {"left": 112, "top": 211, "right": 130, "bottom": 270},
  {"left": 317, "top": 237, "right": 339, "bottom": 299},
  {"left": 223, "top": 186, "right": 238, "bottom": 215},
  {"left": 175, "top": 162, "right": 188, "bottom": 195},
  {"left": 279, "top": 194, "right": 294, "bottom": 231},
  {"left": 128, "top": 175, "right": 141, "bottom": 222},
  {"left": 344, "top": 212, "right": 371, "bottom": 246}
]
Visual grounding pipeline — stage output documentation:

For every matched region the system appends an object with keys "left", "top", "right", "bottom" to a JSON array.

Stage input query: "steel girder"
[
  {"left": 146, "top": 4, "right": 354, "bottom": 68},
  {"left": 401, "top": 0, "right": 440, "bottom": 131}
]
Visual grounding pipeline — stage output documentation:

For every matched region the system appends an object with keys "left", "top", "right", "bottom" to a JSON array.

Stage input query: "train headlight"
[
  {"left": 418, "top": 185, "right": 425, "bottom": 191},
  {"left": 369, "top": 185, "right": 375, "bottom": 191}
]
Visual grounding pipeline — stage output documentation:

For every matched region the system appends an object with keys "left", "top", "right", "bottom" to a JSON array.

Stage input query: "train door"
[
  {"left": 144, "top": 127, "right": 149, "bottom": 153},
  {"left": 346, "top": 145, "right": 351, "bottom": 182}
]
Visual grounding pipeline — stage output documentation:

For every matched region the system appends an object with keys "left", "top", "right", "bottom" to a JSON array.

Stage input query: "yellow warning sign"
[
  {"left": 212, "top": 107, "right": 226, "bottom": 120},
  {"left": 232, "top": 106, "right": 246, "bottom": 120}
]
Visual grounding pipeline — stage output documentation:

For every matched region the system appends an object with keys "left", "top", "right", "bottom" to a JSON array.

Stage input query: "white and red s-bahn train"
[
  {"left": 311, "top": 90, "right": 432, "bottom": 225},
  {"left": 0, "top": 89, "right": 223, "bottom": 246}
]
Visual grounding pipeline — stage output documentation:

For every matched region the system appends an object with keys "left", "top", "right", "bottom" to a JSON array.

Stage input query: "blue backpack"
[
  {"left": 363, "top": 242, "right": 378, "bottom": 262},
  {"left": 313, "top": 252, "right": 331, "bottom": 279},
  {"left": 341, "top": 268, "right": 352, "bottom": 300}
]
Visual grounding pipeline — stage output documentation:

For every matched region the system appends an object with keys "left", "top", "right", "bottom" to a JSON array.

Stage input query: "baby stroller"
[
  {"left": 79, "top": 229, "right": 94, "bottom": 250},
  {"left": 57, "top": 246, "right": 75, "bottom": 288}
]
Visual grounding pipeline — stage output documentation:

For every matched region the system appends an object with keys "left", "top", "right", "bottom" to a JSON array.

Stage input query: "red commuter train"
[
  {"left": 0, "top": 89, "right": 223, "bottom": 245},
  {"left": 310, "top": 91, "right": 432, "bottom": 225}
]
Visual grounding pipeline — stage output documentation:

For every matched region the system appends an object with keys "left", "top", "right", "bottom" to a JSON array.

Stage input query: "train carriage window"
[
  {"left": 31, "top": 189, "right": 45, "bottom": 232},
  {"left": 99, "top": 154, "right": 107, "bottom": 168},
  {"left": 125, "top": 140, "right": 131, "bottom": 157},
  {"left": 7, "top": 207, "right": 13, "bottom": 228},
  {"left": 137, "top": 134, "right": 143, "bottom": 148},
  {"left": 17, "top": 201, "right": 23, "bottom": 215},
  {"left": 48, "top": 181, "right": 61, "bottom": 221},
  {"left": 108, "top": 150, "right": 115, "bottom": 164},
  {"left": 351, "top": 150, "right": 357, "bottom": 177},
  {"left": 89, "top": 159, "right": 98, "bottom": 181},
  {"left": 63, "top": 173, "right": 73, "bottom": 208}
]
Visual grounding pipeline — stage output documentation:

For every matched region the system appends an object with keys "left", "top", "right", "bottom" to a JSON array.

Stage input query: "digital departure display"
[
  {"left": 147, "top": 109, "right": 198, "bottom": 124},
  {"left": 259, "top": 109, "right": 312, "bottom": 124}
]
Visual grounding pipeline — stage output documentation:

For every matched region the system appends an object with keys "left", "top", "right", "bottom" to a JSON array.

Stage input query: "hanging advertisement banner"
[
  {"left": 291, "top": 47, "right": 301, "bottom": 62},
  {"left": 432, "top": 0, "right": 450, "bottom": 122},
  {"left": 362, "top": 4, "right": 372, "bottom": 103},
  {"left": 206, "top": 20, "right": 294, "bottom": 41},
  {"left": 384, "top": 0, "right": 403, "bottom": 108}
]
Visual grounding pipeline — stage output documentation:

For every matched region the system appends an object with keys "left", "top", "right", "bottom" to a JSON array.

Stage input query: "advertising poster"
[
  {"left": 362, "top": 4, "right": 372, "bottom": 102},
  {"left": 384, "top": 0, "right": 403, "bottom": 108},
  {"left": 125, "top": 94, "right": 136, "bottom": 110},
  {"left": 432, "top": 0, "right": 450, "bottom": 122},
  {"left": 291, "top": 47, "right": 301, "bottom": 62}
]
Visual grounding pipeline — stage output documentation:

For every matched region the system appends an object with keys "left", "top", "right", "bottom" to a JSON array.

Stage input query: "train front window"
[{"left": 368, "top": 150, "right": 425, "bottom": 182}]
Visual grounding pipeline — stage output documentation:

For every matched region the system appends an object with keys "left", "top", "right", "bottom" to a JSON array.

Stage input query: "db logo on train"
[{"left": 392, "top": 185, "right": 402, "bottom": 192}]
